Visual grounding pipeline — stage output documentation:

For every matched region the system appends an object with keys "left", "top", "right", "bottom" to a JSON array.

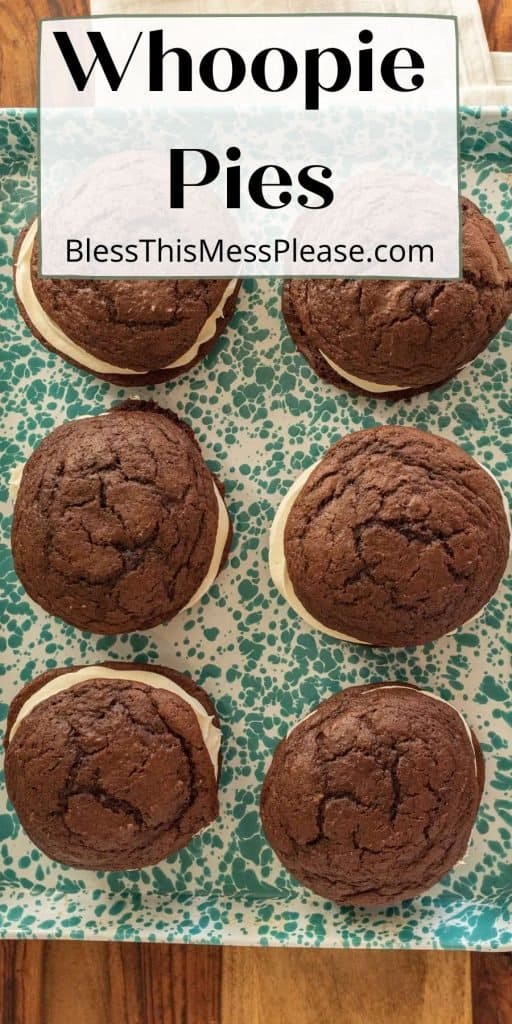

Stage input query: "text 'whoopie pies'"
[
  {"left": 11, "top": 401, "right": 232, "bottom": 633},
  {"left": 260, "top": 683, "right": 484, "bottom": 906},
  {"left": 4, "top": 662, "right": 221, "bottom": 870}
]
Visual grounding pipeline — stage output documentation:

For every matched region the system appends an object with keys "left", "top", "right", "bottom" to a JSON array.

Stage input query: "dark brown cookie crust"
[
  {"left": 4, "top": 662, "right": 220, "bottom": 870},
  {"left": 12, "top": 401, "right": 232, "bottom": 634},
  {"left": 13, "top": 224, "right": 240, "bottom": 385},
  {"left": 260, "top": 683, "right": 484, "bottom": 906},
  {"left": 282, "top": 285, "right": 450, "bottom": 400},
  {"left": 282, "top": 198, "right": 512, "bottom": 395},
  {"left": 284, "top": 425, "right": 510, "bottom": 647}
]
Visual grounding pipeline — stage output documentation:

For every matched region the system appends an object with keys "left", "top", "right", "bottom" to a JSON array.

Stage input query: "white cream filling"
[
  {"left": 10, "top": 463, "right": 230, "bottom": 616},
  {"left": 319, "top": 350, "right": 411, "bottom": 393},
  {"left": 15, "top": 220, "right": 237, "bottom": 377},
  {"left": 182, "top": 482, "right": 230, "bottom": 612},
  {"left": 9, "top": 464, "right": 23, "bottom": 502},
  {"left": 8, "top": 665, "right": 221, "bottom": 777},
  {"left": 269, "top": 454, "right": 511, "bottom": 645},
  {"left": 319, "top": 349, "right": 469, "bottom": 394},
  {"left": 269, "top": 461, "right": 367, "bottom": 645}
]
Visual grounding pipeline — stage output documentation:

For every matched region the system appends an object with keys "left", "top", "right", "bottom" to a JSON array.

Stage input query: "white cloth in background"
[{"left": 89, "top": 0, "right": 511, "bottom": 105}]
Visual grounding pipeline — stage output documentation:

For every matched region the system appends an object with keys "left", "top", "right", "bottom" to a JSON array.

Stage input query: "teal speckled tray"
[{"left": 0, "top": 108, "right": 511, "bottom": 949}]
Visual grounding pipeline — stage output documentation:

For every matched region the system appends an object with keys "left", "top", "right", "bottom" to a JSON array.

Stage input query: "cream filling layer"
[
  {"left": 8, "top": 665, "right": 221, "bottom": 777},
  {"left": 319, "top": 350, "right": 411, "bottom": 393},
  {"left": 182, "top": 483, "right": 230, "bottom": 612},
  {"left": 269, "top": 455, "right": 511, "bottom": 645},
  {"left": 319, "top": 349, "right": 469, "bottom": 394},
  {"left": 269, "top": 461, "right": 366, "bottom": 645},
  {"left": 10, "top": 464, "right": 229, "bottom": 615},
  {"left": 16, "top": 220, "right": 237, "bottom": 377}
]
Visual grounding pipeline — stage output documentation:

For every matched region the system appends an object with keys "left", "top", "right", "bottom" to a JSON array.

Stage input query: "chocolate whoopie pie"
[
  {"left": 11, "top": 401, "right": 232, "bottom": 633},
  {"left": 4, "top": 662, "right": 221, "bottom": 870},
  {"left": 282, "top": 198, "right": 512, "bottom": 397},
  {"left": 13, "top": 221, "right": 240, "bottom": 386},
  {"left": 260, "top": 683, "right": 484, "bottom": 906},
  {"left": 269, "top": 425, "right": 510, "bottom": 647}
]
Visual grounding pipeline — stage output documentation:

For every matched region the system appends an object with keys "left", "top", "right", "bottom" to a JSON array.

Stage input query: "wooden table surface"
[{"left": 0, "top": 2, "right": 511, "bottom": 1022}]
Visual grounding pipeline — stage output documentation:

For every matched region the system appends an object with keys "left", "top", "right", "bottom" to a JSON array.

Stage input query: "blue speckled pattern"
[{"left": 0, "top": 108, "right": 510, "bottom": 949}]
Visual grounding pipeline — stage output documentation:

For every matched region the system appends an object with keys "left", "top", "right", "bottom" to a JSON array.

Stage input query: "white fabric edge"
[
  {"left": 89, "top": 0, "right": 496, "bottom": 88},
  {"left": 492, "top": 53, "right": 512, "bottom": 85}
]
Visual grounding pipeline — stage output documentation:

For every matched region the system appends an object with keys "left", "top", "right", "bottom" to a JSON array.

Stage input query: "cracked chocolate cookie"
[
  {"left": 269, "top": 425, "right": 510, "bottom": 647},
  {"left": 11, "top": 401, "right": 232, "bottom": 633},
  {"left": 260, "top": 683, "right": 484, "bottom": 906},
  {"left": 13, "top": 220, "right": 240, "bottom": 385},
  {"left": 4, "top": 662, "right": 221, "bottom": 870},
  {"left": 282, "top": 198, "right": 512, "bottom": 396}
]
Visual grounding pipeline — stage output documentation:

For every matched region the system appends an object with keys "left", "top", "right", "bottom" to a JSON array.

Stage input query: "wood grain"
[
  {"left": 42, "top": 941, "right": 222, "bottom": 1024},
  {"left": 0, "top": 3, "right": 510, "bottom": 1024},
  {"left": 0, "top": 941, "right": 43, "bottom": 1024},
  {"left": 222, "top": 948, "right": 472, "bottom": 1024},
  {"left": 0, "top": 943, "right": 473, "bottom": 1024},
  {"left": 472, "top": 953, "right": 512, "bottom": 1024},
  {"left": 479, "top": 1, "right": 512, "bottom": 52},
  {"left": 0, "top": 941, "right": 222, "bottom": 1024},
  {"left": 0, "top": 0, "right": 88, "bottom": 107}
]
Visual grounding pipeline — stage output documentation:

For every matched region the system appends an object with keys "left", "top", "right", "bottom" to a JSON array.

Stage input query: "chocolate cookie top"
[
  {"left": 260, "top": 684, "right": 484, "bottom": 906},
  {"left": 283, "top": 425, "right": 510, "bottom": 646},
  {"left": 4, "top": 662, "right": 220, "bottom": 870},
  {"left": 12, "top": 401, "right": 230, "bottom": 633},
  {"left": 18, "top": 223, "right": 233, "bottom": 372},
  {"left": 282, "top": 198, "right": 512, "bottom": 389}
]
